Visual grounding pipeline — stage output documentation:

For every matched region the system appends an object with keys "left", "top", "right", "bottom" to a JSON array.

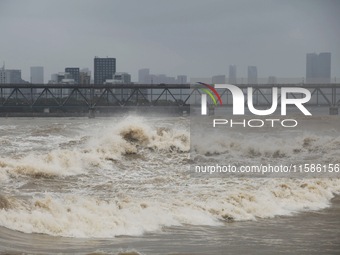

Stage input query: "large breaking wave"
[{"left": 0, "top": 116, "right": 339, "bottom": 238}]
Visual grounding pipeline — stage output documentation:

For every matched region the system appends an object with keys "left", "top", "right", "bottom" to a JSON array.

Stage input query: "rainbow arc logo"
[{"left": 196, "top": 82, "right": 223, "bottom": 115}]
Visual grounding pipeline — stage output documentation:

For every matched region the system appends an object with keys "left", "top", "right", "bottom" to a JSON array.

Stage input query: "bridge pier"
[
  {"left": 88, "top": 108, "right": 96, "bottom": 118},
  {"left": 329, "top": 106, "right": 338, "bottom": 115}
]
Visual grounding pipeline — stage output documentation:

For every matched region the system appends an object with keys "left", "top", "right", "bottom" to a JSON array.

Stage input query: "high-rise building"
[
  {"left": 248, "top": 66, "right": 258, "bottom": 84},
  {"left": 306, "top": 52, "right": 331, "bottom": 83},
  {"left": 94, "top": 57, "right": 116, "bottom": 84},
  {"left": 229, "top": 65, "right": 237, "bottom": 84},
  {"left": 0, "top": 65, "right": 5, "bottom": 84},
  {"left": 79, "top": 69, "right": 91, "bottom": 85},
  {"left": 212, "top": 75, "right": 226, "bottom": 84},
  {"left": 0, "top": 68, "right": 26, "bottom": 96},
  {"left": 65, "top": 67, "right": 80, "bottom": 84},
  {"left": 138, "top": 68, "right": 151, "bottom": 83},
  {"left": 0, "top": 69, "right": 24, "bottom": 84},
  {"left": 30, "top": 66, "right": 44, "bottom": 84},
  {"left": 138, "top": 69, "right": 151, "bottom": 98}
]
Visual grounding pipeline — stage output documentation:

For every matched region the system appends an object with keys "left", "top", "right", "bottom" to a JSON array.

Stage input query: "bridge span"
[{"left": 0, "top": 83, "right": 339, "bottom": 115}]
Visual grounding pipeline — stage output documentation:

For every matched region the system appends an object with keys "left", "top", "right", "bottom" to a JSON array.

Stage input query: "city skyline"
[
  {"left": 306, "top": 52, "right": 331, "bottom": 83},
  {"left": 0, "top": 0, "right": 339, "bottom": 82},
  {"left": 0, "top": 52, "right": 336, "bottom": 84}
]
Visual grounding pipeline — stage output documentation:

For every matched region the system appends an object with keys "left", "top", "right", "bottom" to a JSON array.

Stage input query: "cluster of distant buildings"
[
  {"left": 195, "top": 52, "right": 332, "bottom": 85},
  {"left": 206, "top": 65, "right": 258, "bottom": 84},
  {"left": 306, "top": 52, "right": 331, "bottom": 83},
  {"left": 0, "top": 67, "right": 27, "bottom": 84},
  {"left": 48, "top": 57, "right": 127, "bottom": 85},
  {"left": 138, "top": 68, "right": 187, "bottom": 84},
  {"left": 0, "top": 52, "right": 333, "bottom": 87}
]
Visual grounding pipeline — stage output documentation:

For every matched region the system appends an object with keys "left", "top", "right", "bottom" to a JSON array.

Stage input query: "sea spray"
[{"left": 0, "top": 116, "right": 338, "bottom": 238}]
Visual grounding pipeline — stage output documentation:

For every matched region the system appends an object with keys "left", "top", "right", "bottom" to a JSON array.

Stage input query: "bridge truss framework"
[{"left": 0, "top": 84, "right": 339, "bottom": 113}]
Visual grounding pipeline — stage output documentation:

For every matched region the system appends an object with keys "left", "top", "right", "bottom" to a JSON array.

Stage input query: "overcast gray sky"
[{"left": 0, "top": 0, "right": 339, "bottom": 82}]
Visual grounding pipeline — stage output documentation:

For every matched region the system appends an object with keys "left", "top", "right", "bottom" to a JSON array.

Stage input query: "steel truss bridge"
[{"left": 0, "top": 83, "right": 339, "bottom": 114}]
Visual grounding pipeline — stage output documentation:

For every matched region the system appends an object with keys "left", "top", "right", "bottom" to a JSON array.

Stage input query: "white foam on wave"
[
  {"left": 60, "top": 116, "right": 189, "bottom": 166},
  {"left": 0, "top": 178, "right": 338, "bottom": 238},
  {"left": 193, "top": 178, "right": 340, "bottom": 221},
  {"left": 0, "top": 149, "right": 86, "bottom": 178},
  {"left": 193, "top": 130, "right": 340, "bottom": 164},
  {"left": 87, "top": 116, "right": 190, "bottom": 154},
  {"left": 0, "top": 116, "right": 339, "bottom": 238},
  {"left": 0, "top": 194, "right": 219, "bottom": 238},
  {"left": 69, "top": 115, "right": 190, "bottom": 172},
  {"left": 0, "top": 168, "right": 8, "bottom": 183},
  {"left": 0, "top": 116, "right": 189, "bottom": 178}
]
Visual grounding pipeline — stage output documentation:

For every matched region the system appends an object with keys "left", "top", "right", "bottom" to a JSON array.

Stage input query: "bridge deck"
[{"left": 0, "top": 83, "right": 339, "bottom": 112}]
